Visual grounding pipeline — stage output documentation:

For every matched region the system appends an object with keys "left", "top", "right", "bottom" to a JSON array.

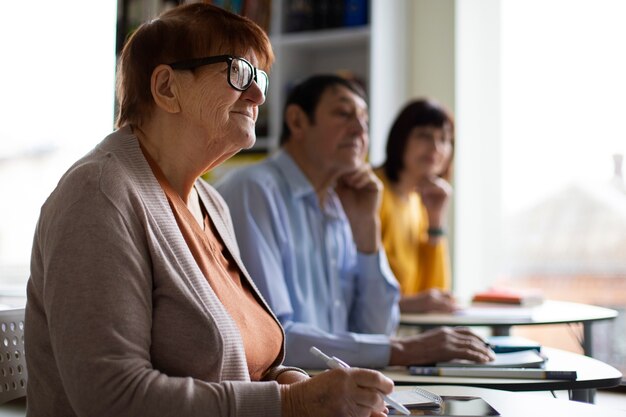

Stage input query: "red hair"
[{"left": 115, "top": 3, "right": 274, "bottom": 128}]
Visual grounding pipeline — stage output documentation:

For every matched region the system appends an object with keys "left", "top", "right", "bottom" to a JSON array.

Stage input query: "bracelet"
[{"left": 427, "top": 227, "right": 446, "bottom": 237}]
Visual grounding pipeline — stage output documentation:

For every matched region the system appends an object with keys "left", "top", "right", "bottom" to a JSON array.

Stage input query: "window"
[
  {"left": 0, "top": 1, "right": 117, "bottom": 299},
  {"left": 497, "top": 0, "right": 626, "bottom": 376}
]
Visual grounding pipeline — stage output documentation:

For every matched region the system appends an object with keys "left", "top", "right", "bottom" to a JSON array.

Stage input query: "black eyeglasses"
[{"left": 168, "top": 55, "right": 268, "bottom": 97}]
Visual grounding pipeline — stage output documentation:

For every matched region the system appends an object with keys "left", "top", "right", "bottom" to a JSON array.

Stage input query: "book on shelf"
[
  {"left": 437, "top": 350, "right": 546, "bottom": 369},
  {"left": 241, "top": 0, "right": 272, "bottom": 32},
  {"left": 312, "top": 0, "right": 344, "bottom": 29},
  {"left": 284, "top": 0, "right": 368, "bottom": 33},
  {"left": 284, "top": 0, "right": 315, "bottom": 32},
  {"left": 207, "top": 0, "right": 244, "bottom": 14},
  {"left": 207, "top": 0, "right": 272, "bottom": 32},
  {"left": 343, "top": 0, "right": 368, "bottom": 27},
  {"left": 471, "top": 287, "right": 544, "bottom": 306}
]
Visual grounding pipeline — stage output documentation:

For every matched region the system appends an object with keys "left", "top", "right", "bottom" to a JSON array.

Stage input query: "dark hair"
[
  {"left": 116, "top": 3, "right": 274, "bottom": 128},
  {"left": 279, "top": 74, "right": 366, "bottom": 145},
  {"left": 383, "top": 99, "right": 455, "bottom": 182}
]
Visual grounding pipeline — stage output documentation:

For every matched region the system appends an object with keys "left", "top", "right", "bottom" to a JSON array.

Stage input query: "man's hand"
[
  {"left": 335, "top": 164, "right": 382, "bottom": 254},
  {"left": 389, "top": 326, "right": 495, "bottom": 366}
]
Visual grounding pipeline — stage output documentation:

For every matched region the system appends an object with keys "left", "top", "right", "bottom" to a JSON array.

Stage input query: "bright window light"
[
  {"left": 501, "top": 0, "right": 626, "bottom": 215},
  {"left": 0, "top": 1, "right": 117, "bottom": 291},
  {"left": 499, "top": 0, "right": 626, "bottom": 376}
]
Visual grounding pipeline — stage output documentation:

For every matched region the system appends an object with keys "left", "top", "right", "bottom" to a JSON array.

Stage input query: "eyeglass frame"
[{"left": 168, "top": 55, "right": 269, "bottom": 96}]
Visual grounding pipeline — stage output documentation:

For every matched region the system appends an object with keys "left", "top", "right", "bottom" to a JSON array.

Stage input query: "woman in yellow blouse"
[{"left": 375, "top": 99, "right": 456, "bottom": 313}]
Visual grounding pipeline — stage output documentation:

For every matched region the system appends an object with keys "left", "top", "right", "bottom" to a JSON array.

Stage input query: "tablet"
[{"left": 389, "top": 396, "right": 500, "bottom": 416}]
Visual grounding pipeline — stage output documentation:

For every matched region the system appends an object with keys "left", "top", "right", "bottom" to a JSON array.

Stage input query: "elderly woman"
[
  {"left": 24, "top": 4, "right": 392, "bottom": 417},
  {"left": 375, "top": 99, "right": 457, "bottom": 314}
]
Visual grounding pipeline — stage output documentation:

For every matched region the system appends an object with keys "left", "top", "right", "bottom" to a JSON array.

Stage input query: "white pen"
[{"left": 309, "top": 346, "right": 411, "bottom": 415}]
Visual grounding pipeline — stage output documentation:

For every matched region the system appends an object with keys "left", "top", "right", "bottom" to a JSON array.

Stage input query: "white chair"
[{"left": 0, "top": 308, "right": 26, "bottom": 416}]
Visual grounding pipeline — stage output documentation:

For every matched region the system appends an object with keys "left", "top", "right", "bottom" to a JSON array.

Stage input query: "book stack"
[
  {"left": 472, "top": 287, "right": 544, "bottom": 307},
  {"left": 409, "top": 337, "right": 578, "bottom": 381},
  {"left": 437, "top": 350, "right": 547, "bottom": 369}
]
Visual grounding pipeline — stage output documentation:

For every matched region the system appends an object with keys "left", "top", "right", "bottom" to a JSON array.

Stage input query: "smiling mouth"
[{"left": 232, "top": 110, "right": 254, "bottom": 119}]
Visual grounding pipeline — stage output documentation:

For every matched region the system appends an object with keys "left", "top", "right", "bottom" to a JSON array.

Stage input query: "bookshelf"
[
  {"left": 265, "top": 27, "right": 370, "bottom": 153},
  {"left": 116, "top": 0, "right": 181, "bottom": 56},
  {"left": 265, "top": 0, "right": 410, "bottom": 159}
]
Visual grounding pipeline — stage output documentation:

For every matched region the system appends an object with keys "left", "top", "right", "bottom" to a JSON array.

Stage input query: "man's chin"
[{"left": 335, "top": 158, "right": 364, "bottom": 175}]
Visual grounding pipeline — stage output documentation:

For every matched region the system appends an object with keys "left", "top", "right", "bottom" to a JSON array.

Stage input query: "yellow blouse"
[{"left": 376, "top": 169, "right": 451, "bottom": 295}]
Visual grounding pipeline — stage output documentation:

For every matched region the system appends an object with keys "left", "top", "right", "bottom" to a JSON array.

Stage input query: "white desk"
[
  {"left": 400, "top": 300, "right": 618, "bottom": 356},
  {"left": 381, "top": 347, "right": 622, "bottom": 404},
  {"left": 394, "top": 385, "right": 626, "bottom": 416},
  {"left": 5, "top": 388, "right": 625, "bottom": 417}
]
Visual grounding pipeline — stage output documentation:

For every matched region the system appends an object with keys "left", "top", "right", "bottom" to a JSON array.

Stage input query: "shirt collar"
[
  {"left": 270, "top": 149, "right": 344, "bottom": 219},
  {"left": 271, "top": 149, "right": 316, "bottom": 199}
]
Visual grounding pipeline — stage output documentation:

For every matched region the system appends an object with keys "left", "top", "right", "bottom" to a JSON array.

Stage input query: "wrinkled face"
[
  {"left": 174, "top": 51, "right": 266, "bottom": 156},
  {"left": 402, "top": 123, "right": 453, "bottom": 179},
  {"left": 300, "top": 85, "right": 369, "bottom": 176}
]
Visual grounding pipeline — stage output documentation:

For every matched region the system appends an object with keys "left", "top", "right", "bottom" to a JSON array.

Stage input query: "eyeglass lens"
[
  {"left": 230, "top": 58, "right": 268, "bottom": 95},
  {"left": 231, "top": 58, "right": 252, "bottom": 89}
]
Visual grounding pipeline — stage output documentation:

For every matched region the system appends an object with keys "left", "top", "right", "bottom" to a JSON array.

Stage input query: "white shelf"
[{"left": 273, "top": 26, "right": 370, "bottom": 49}]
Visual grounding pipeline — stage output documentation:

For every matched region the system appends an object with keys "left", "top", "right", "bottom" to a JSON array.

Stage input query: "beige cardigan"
[{"left": 25, "top": 127, "right": 297, "bottom": 417}]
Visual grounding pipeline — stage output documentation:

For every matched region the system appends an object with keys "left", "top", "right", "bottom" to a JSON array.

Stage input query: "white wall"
[
  {"left": 454, "top": 0, "right": 502, "bottom": 298},
  {"left": 369, "top": 0, "right": 411, "bottom": 166},
  {"left": 398, "top": 0, "right": 502, "bottom": 298},
  {"left": 408, "top": 0, "right": 456, "bottom": 109}
]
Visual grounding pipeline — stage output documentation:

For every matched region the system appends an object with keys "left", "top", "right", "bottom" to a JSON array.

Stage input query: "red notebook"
[{"left": 472, "top": 288, "right": 544, "bottom": 306}]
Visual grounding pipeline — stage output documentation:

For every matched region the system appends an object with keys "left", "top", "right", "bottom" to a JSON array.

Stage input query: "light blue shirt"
[{"left": 216, "top": 150, "right": 400, "bottom": 368}]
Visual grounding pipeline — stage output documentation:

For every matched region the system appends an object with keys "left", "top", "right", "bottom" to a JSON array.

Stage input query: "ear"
[
  {"left": 285, "top": 104, "right": 310, "bottom": 140},
  {"left": 151, "top": 64, "right": 181, "bottom": 114}
]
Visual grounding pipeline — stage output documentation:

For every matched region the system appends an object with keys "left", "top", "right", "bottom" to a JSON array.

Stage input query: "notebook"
[
  {"left": 388, "top": 394, "right": 500, "bottom": 416},
  {"left": 387, "top": 387, "right": 443, "bottom": 408},
  {"left": 471, "top": 288, "right": 544, "bottom": 306},
  {"left": 437, "top": 349, "right": 546, "bottom": 368},
  {"left": 487, "top": 335, "right": 541, "bottom": 353}
]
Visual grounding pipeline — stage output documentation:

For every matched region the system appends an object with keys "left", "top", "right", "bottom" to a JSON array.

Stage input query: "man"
[{"left": 216, "top": 75, "right": 494, "bottom": 368}]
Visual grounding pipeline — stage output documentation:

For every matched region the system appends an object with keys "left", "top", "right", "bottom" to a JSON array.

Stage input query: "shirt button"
[{"left": 334, "top": 300, "right": 342, "bottom": 308}]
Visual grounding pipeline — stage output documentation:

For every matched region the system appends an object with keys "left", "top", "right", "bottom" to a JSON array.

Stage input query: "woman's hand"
[
  {"left": 416, "top": 176, "right": 452, "bottom": 230},
  {"left": 389, "top": 326, "right": 495, "bottom": 366},
  {"left": 281, "top": 368, "right": 394, "bottom": 417},
  {"left": 399, "top": 288, "right": 457, "bottom": 313}
]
